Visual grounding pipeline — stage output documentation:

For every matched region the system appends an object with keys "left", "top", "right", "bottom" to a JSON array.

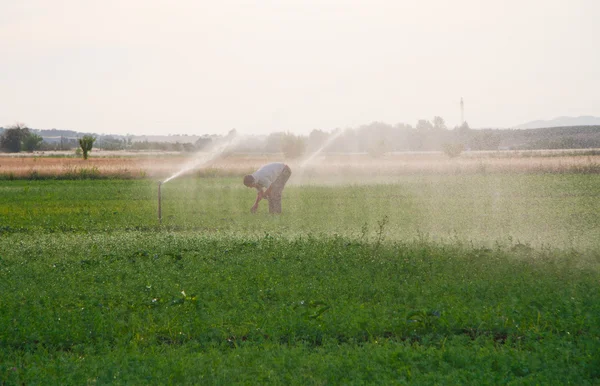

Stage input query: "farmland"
[
  {"left": 2, "top": 149, "right": 600, "bottom": 180},
  {"left": 1, "top": 153, "right": 599, "bottom": 384}
]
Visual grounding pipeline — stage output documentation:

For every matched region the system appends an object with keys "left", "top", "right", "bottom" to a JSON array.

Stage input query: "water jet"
[
  {"left": 156, "top": 134, "right": 241, "bottom": 224},
  {"left": 299, "top": 129, "right": 346, "bottom": 168}
]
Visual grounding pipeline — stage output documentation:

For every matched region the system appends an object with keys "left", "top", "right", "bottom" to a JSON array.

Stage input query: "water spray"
[
  {"left": 156, "top": 133, "right": 241, "bottom": 224},
  {"left": 299, "top": 129, "right": 346, "bottom": 168},
  {"left": 161, "top": 134, "right": 240, "bottom": 185}
]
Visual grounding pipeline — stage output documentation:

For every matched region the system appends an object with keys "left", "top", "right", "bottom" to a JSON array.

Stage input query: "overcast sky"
[{"left": 1, "top": 0, "right": 599, "bottom": 136}]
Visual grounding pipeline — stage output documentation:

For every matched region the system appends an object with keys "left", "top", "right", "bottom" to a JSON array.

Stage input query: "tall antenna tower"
[{"left": 460, "top": 97, "right": 464, "bottom": 126}]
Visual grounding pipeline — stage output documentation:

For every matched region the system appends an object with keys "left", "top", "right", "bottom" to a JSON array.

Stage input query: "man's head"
[{"left": 243, "top": 174, "right": 255, "bottom": 187}]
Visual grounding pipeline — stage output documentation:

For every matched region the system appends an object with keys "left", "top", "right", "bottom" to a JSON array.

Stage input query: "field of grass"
[
  {"left": 1, "top": 171, "right": 599, "bottom": 384},
  {"left": 2, "top": 174, "right": 599, "bottom": 249}
]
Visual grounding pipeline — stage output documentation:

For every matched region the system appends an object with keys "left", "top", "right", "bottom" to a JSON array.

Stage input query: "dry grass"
[
  {"left": 1, "top": 150, "right": 599, "bottom": 180},
  {"left": 303, "top": 152, "right": 600, "bottom": 174}
]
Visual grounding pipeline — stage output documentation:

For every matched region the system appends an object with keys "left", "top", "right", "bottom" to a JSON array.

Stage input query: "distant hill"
[
  {"left": 515, "top": 116, "right": 600, "bottom": 129},
  {"left": 38, "top": 128, "right": 81, "bottom": 138},
  {"left": 131, "top": 135, "right": 202, "bottom": 144}
]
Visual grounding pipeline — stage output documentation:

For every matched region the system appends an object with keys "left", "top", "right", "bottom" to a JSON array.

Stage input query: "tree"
[
  {"left": 182, "top": 143, "right": 196, "bottom": 152},
  {"left": 308, "top": 129, "right": 329, "bottom": 152},
  {"left": 0, "top": 123, "right": 30, "bottom": 153},
  {"left": 96, "top": 136, "right": 125, "bottom": 151},
  {"left": 22, "top": 133, "right": 44, "bottom": 152},
  {"left": 281, "top": 132, "right": 306, "bottom": 159},
  {"left": 433, "top": 116, "right": 447, "bottom": 130},
  {"left": 394, "top": 123, "right": 413, "bottom": 130},
  {"left": 416, "top": 119, "right": 433, "bottom": 131},
  {"left": 78, "top": 135, "right": 96, "bottom": 160},
  {"left": 368, "top": 138, "right": 387, "bottom": 158},
  {"left": 265, "top": 132, "right": 285, "bottom": 153},
  {"left": 469, "top": 131, "right": 501, "bottom": 151},
  {"left": 195, "top": 136, "right": 212, "bottom": 150}
]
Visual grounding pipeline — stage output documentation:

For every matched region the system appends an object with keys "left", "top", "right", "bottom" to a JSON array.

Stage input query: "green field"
[{"left": 1, "top": 175, "right": 599, "bottom": 384}]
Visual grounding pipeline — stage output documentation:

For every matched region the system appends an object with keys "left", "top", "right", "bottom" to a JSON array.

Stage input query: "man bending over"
[{"left": 243, "top": 162, "right": 292, "bottom": 214}]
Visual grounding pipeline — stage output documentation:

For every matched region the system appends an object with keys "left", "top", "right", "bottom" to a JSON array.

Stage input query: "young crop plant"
[{"left": 0, "top": 174, "right": 599, "bottom": 383}]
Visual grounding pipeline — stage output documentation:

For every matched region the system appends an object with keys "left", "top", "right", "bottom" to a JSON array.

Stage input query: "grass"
[
  {"left": 1, "top": 174, "right": 599, "bottom": 248},
  {"left": 1, "top": 173, "right": 599, "bottom": 384},
  {"left": 1, "top": 233, "right": 599, "bottom": 384}
]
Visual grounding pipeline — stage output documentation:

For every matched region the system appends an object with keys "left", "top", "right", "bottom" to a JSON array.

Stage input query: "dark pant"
[{"left": 268, "top": 165, "right": 291, "bottom": 214}]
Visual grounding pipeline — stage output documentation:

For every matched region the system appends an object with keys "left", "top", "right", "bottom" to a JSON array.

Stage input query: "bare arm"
[{"left": 251, "top": 189, "right": 265, "bottom": 213}]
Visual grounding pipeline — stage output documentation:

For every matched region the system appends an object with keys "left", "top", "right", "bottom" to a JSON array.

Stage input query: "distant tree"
[
  {"left": 442, "top": 143, "right": 464, "bottom": 158},
  {"left": 433, "top": 116, "right": 447, "bottom": 130},
  {"left": 97, "top": 136, "right": 125, "bottom": 151},
  {"left": 368, "top": 138, "right": 387, "bottom": 158},
  {"left": 355, "top": 122, "right": 389, "bottom": 153},
  {"left": 182, "top": 143, "right": 196, "bottom": 152},
  {"left": 78, "top": 135, "right": 96, "bottom": 160},
  {"left": 195, "top": 136, "right": 213, "bottom": 150},
  {"left": 37, "top": 136, "right": 77, "bottom": 151},
  {"left": 331, "top": 128, "right": 357, "bottom": 153},
  {"left": 265, "top": 132, "right": 285, "bottom": 153},
  {"left": 469, "top": 131, "right": 501, "bottom": 151},
  {"left": 394, "top": 123, "right": 413, "bottom": 131},
  {"left": 22, "top": 133, "right": 44, "bottom": 152},
  {"left": 416, "top": 119, "right": 433, "bottom": 131},
  {"left": 281, "top": 132, "right": 306, "bottom": 159},
  {"left": 0, "top": 123, "right": 30, "bottom": 153},
  {"left": 307, "top": 129, "right": 329, "bottom": 151},
  {"left": 226, "top": 128, "right": 237, "bottom": 140},
  {"left": 172, "top": 142, "right": 183, "bottom": 152},
  {"left": 459, "top": 121, "right": 470, "bottom": 131}
]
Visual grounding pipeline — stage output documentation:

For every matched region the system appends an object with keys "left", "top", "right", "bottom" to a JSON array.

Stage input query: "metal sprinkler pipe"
[{"left": 158, "top": 181, "right": 162, "bottom": 224}]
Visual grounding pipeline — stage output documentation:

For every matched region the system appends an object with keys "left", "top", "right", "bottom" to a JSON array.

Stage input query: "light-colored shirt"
[{"left": 252, "top": 162, "right": 285, "bottom": 190}]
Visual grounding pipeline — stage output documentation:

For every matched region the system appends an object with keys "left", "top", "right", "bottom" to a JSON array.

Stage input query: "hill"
[{"left": 514, "top": 116, "right": 600, "bottom": 129}]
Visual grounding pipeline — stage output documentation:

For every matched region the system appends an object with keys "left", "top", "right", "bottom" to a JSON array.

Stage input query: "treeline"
[
  {"left": 2, "top": 121, "right": 600, "bottom": 156},
  {"left": 261, "top": 122, "right": 600, "bottom": 157}
]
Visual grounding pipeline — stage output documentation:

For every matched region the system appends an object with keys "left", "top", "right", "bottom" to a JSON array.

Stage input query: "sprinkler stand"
[{"left": 158, "top": 181, "right": 162, "bottom": 224}]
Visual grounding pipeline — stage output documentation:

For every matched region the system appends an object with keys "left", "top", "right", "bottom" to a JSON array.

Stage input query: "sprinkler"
[{"left": 158, "top": 181, "right": 162, "bottom": 224}]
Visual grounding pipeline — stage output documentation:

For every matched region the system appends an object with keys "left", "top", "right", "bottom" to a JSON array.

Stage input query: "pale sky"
[{"left": 1, "top": 0, "right": 599, "bottom": 136}]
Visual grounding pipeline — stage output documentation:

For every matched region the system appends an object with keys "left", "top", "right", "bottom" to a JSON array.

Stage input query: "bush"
[
  {"left": 22, "top": 133, "right": 44, "bottom": 152},
  {"left": 442, "top": 143, "right": 464, "bottom": 158}
]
